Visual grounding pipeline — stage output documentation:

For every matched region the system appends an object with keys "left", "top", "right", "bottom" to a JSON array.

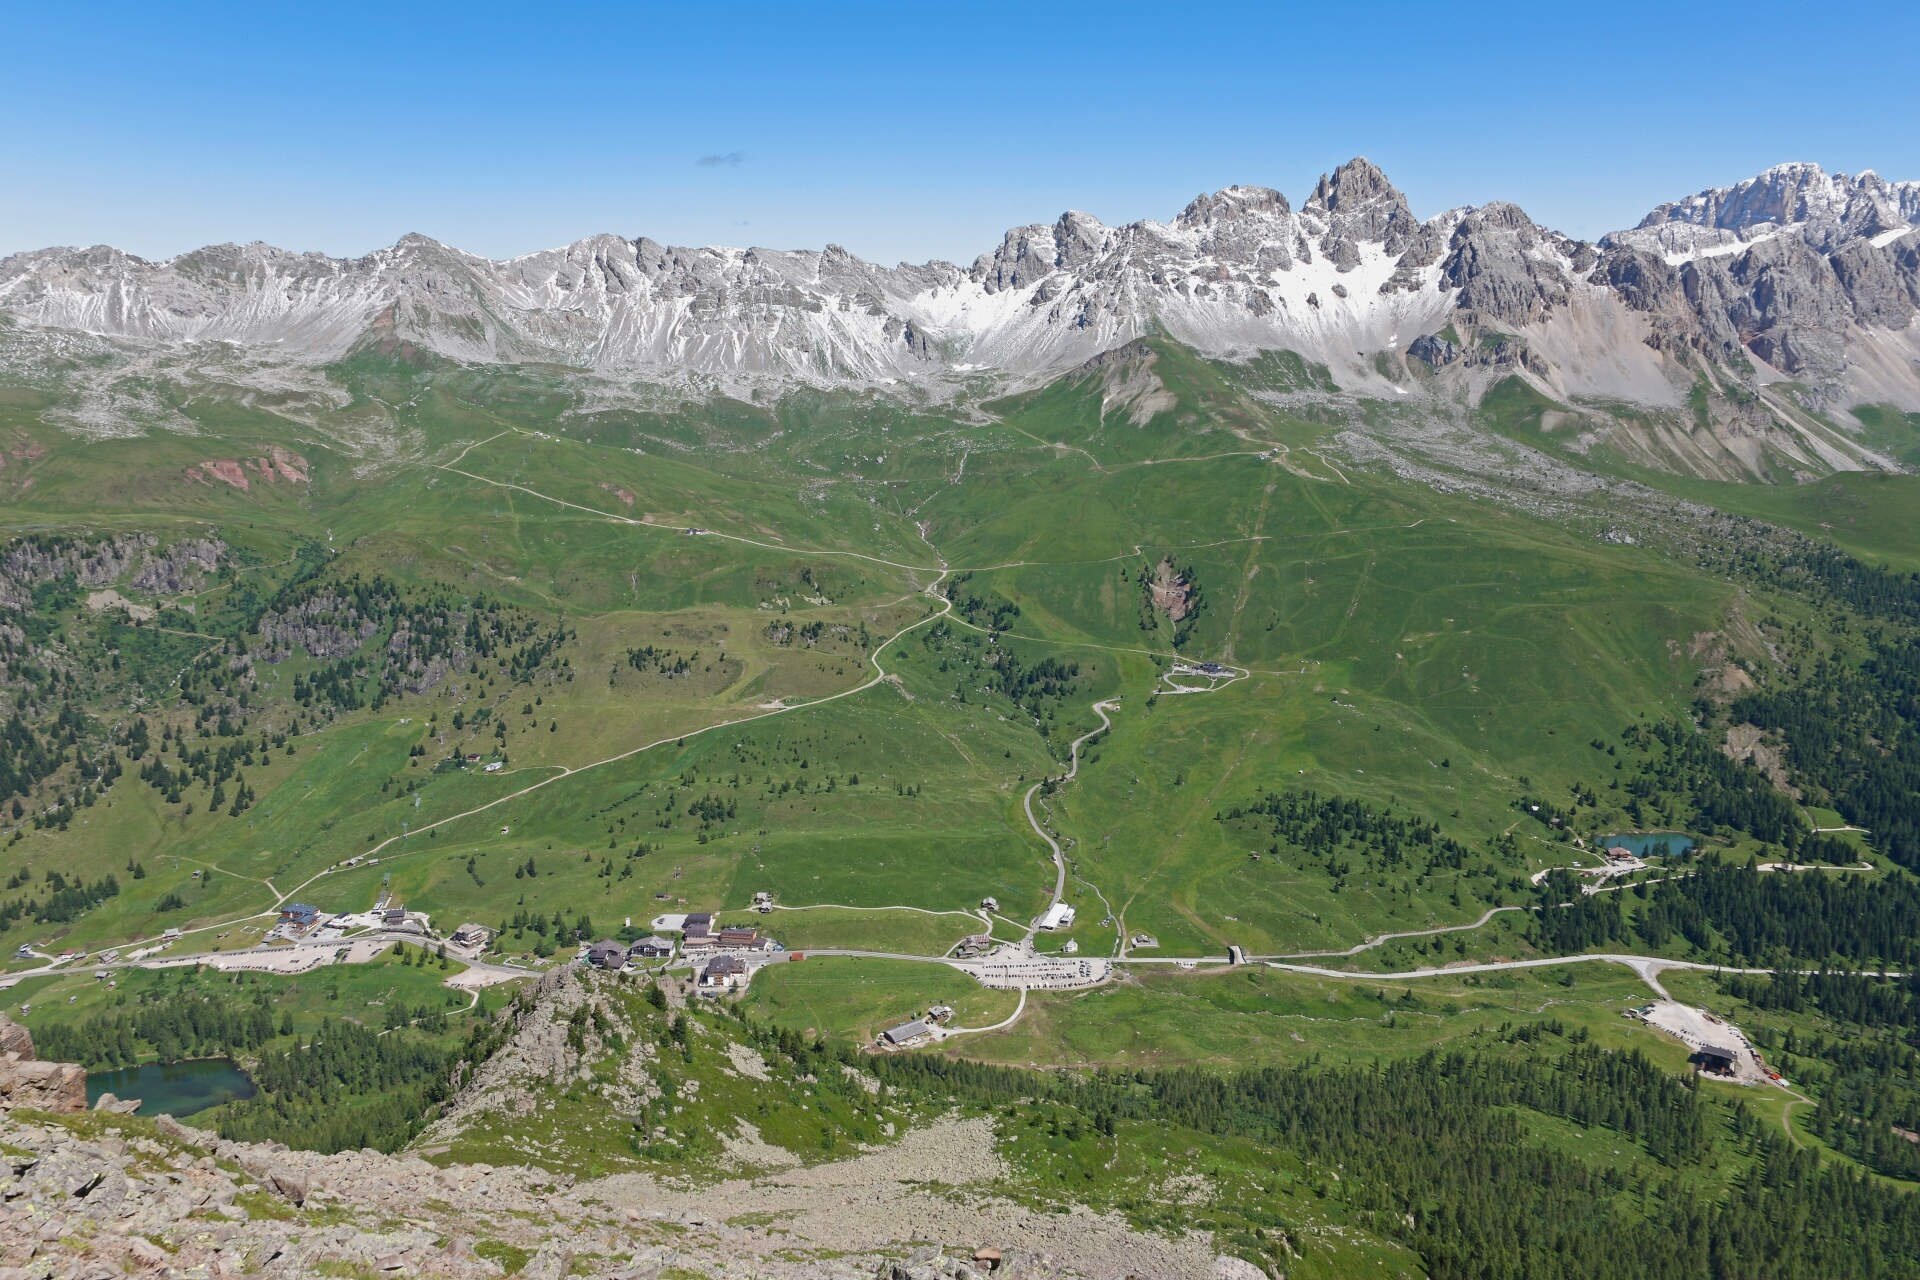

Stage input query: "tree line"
[
  {"left": 1531, "top": 858, "right": 1920, "bottom": 966},
  {"left": 873, "top": 1037, "right": 1920, "bottom": 1280},
  {"left": 1731, "top": 638, "right": 1920, "bottom": 869}
]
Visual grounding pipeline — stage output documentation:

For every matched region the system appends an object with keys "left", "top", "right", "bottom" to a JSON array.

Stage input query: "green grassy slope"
[{"left": 0, "top": 339, "right": 1909, "bottom": 1053}]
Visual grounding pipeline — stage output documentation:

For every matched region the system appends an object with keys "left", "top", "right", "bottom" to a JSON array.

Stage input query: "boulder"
[
  {"left": 1407, "top": 333, "right": 1459, "bottom": 368},
  {"left": 0, "top": 1013, "right": 33, "bottom": 1058},
  {"left": 265, "top": 1167, "right": 310, "bottom": 1206},
  {"left": 248, "top": 1236, "right": 291, "bottom": 1269},
  {"left": 125, "top": 1236, "right": 170, "bottom": 1270},
  {"left": 0, "top": 1055, "right": 87, "bottom": 1113},
  {"left": 154, "top": 1114, "right": 203, "bottom": 1144},
  {"left": 234, "top": 1149, "right": 311, "bottom": 1206},
  {"left": 0, "top": 1012, "right": 88, "bottom": 1113}
]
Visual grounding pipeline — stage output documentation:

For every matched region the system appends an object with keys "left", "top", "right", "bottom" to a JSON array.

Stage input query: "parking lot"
[{"left": 957, "top": 950, "right": 1110, "bottom": 991}]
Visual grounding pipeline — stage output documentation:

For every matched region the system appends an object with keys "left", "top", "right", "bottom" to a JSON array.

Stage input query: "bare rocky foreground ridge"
[
  {"left": 0, "top": 1011, "right": 1240, "bottom": 1280},
  {"left": 0, "top": 1109, "right": 1243, "bottom": 1280}
]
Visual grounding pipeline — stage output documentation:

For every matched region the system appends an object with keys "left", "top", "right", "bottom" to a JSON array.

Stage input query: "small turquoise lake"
[
  {"left": 1599, "top": 832, "right": 1696, "bottom": 857},
  {"left": 86, "top": 1058, "right": 255, "bottom": 1117}
]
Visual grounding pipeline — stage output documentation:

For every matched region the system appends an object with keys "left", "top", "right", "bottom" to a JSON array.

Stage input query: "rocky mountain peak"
[
  {"left": 964, "top": 210, "right": 1115, "bottom": 293},
  {"left": 1, "top": 157, "right": 1916, "bottom": 455},
  {"left": 1305, "top": 157, "right": 1407, "bottom": 216},
  {"left": 1052, "top": 210, "right": 1114, "bottom": 268},
  {"left": 1304, "top": 157, "right": 1419, "bottom": 262},
  {"left": 171, "top": 240, "right": 334, "bottom": 281},
  {"left": 0, "top": 242, "right": 143, "bottom": 277},
  {"left": 970, "top": 222, "right": 1061, "bottom": 293},
  {"left": 1639, "top": 162, "right": 1830, "bottom": 231},
  {"left": 1174, "top": 185, "right": 1292, "bottom": 228},
  {"left": 1437, "top": 200, "right": 1574, "bottom": 326},
  {"left": 1635, "top": 163, "right": 1919, "bottom": 253},
  {"left": 1457, "top": 201, "right": 1540, "bottom": 235},
  {"left": 380, "top": 232, "right": 489, "bottom": 277}
]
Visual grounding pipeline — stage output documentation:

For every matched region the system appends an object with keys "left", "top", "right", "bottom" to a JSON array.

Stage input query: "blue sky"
[{"left": 3, "top": 0, "right": 1913, "bottom": 263}]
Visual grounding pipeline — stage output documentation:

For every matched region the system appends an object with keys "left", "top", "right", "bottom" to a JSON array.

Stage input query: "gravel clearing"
[
  {"left": 2, "top": 1107, "right": 1231, "bottom": 1280},
  {"left": 595, "top": 1116, "right": 1224, "bottom": 1278},
  {"left": 1640, "top": 999, "right": 1771, "bottom": 1083}
]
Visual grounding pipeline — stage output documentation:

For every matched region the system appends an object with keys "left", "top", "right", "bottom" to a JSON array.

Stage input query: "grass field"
[
  {"left": 744, "top": 955, "right": 1021, "bottom": 1040},
  {"left": 750, "top": 956, "right": 1673, "bottom": 1068},
  {"left": 0, "top": 334, "right": 1910, "bottom": 1106},
  {"left": 7, "top": 947, "right": 487, "bottom": 1052}
]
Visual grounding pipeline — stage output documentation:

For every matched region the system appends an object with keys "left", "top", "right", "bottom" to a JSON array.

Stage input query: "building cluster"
[
  {"left": 952, "top": 933, "right": 995, "bottom": 959},
  {"left": 677, "top": 912, "right": 776, "bottom": 957},
  {"left": 275, "top": 903, "right": 322, "bottom": 936},
  {"left": 255, "top": 891, "right": 787, "bottom": 996},
  {"left": 580, "top": 906, "right": 780, "bottom": 994},
  {"left": 269, "top": 901, "right": 428, "bottom": 943}
]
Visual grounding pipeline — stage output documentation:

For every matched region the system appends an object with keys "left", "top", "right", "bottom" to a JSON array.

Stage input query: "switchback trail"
[
  {"left": 1272, "top": 906, "right": 1525, "bottom": 959},
  {"left": 1020, "top": 700, "right": 1117, "bottom": 942}
]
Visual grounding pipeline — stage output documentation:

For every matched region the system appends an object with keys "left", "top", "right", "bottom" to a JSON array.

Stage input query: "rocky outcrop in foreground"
[
  {"left": 0, "top": 1107, "right": 1235, "bottom": 1279},
  {"left": 0, "top": 1015, "right": 84, "bottom": 1115}
]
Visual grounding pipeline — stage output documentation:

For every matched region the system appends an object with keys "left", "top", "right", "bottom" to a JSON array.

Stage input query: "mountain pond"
[
  {"left": 1598, "top": 832, "right": 1696, "bottom": 858},
  {"left": 86, "top": 1057, "right": 255, "bottom": 1117}
]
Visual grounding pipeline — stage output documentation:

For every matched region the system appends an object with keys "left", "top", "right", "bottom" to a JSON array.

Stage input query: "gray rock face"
[
  {"left": 1831, "top": 230, "right": 1920, "bottom": 328},
  {"left": 129, "top": 536, "right": 227, "bottom": 594},
  {"left": 1439, "top": 202, "right": 1574, "bottom": 327},
  {"left": 0, "top": 532, "right": 228, "bottom": 612},
  {"left": 1591, "top": 166, "right": 1920, "bottom": 396},
  {"left": 1711, "top": 234, "right": 1856, "bottom": 377},
  {"left": 1634, "top": 162, "right": 1920, "bottom": 251}
]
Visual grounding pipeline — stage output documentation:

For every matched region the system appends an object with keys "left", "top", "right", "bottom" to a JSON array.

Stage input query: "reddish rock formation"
[{"left": 186, "top": 447, "right": 310, "bottom": 491}]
